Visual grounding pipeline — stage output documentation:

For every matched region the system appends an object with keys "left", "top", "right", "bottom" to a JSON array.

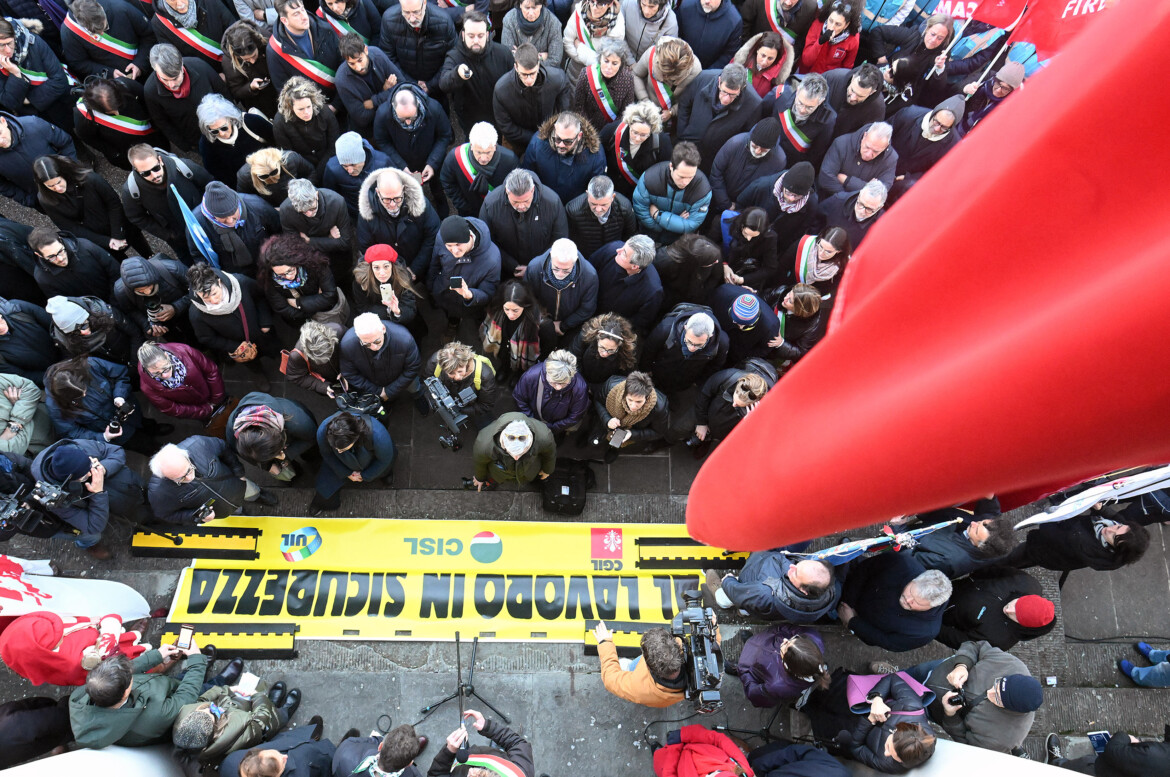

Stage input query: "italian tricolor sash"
[
  {"left": 612, "top": 122, "right": 636, "bottom": 185},
  {"left": 766, "top": 0, "right": 797, "bottom": 45},
  {"left": 63, "top": 14, "right": 137, "bottom": 61},
  {"left": 269, "top": 36, "right": 336, "bottom": 88},
  {"left": 13, "top": 64, "right": 48, "bottom": 85},
  {"left": 454, "top": 754, "right": 526, "bottom": 777},
  {"left": 76, "top": 99, "right": 153, "bottom": 135},
  {"left": 795, "top": 234, "right": 817, "bottom": 283},
  {"left": 646, "top": 46, "right": 672, "bottom": 110},
  {"left": 455, "top": 143, "right": 492, "bottom": 191},
  {"left": 156, "top": 14, "right": 223, "bottom": 62},
  {"left": 315, "top": 7, "right": 366, "bottom": 43},
  {"left": 573, "top": 10, "right": 594, "bottom": 51},
  {"left": 780, "top": 108, "right": 811, "bottom": 152},
  {"left": 585, "top": 64, "right": 618, "bottom": 121}
]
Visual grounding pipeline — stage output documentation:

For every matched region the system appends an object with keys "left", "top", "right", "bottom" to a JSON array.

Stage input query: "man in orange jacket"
[{"left": 593, "top": 620, "right": 720, "bottom": 707}]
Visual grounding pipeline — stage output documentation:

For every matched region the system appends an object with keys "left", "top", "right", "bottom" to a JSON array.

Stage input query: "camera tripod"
[
  {"left": 714, "top": 705, "right": 785, "bottom": 743},
  {"left": 417, "top": 632, "right": 510, "bottom": 725}
]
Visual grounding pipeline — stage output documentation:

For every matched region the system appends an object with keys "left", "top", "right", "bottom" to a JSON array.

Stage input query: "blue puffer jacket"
[
  {"left": 632, "top": 161, "right": 713, "bottom": 242},
  {"left": 45, "top": 357, "right": 142, "bottom": 444},
  {"left": 512, "top": 363, "right": 589, "bottom": 432}
]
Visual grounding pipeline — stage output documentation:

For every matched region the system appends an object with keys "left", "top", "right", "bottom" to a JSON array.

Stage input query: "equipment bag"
[{"left": 541, "top": 457, "right": 596, "bottom": 516}]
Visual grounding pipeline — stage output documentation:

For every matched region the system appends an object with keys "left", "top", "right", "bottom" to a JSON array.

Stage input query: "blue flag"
[{"left": 173, "top": 184, "right": 219, "bottom": 268}]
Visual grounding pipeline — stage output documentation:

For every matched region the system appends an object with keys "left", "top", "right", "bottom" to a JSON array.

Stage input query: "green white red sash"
[
  {"left": 155, "top": 14, "right": 223, "bottom": 62},
  {"left": 63, "top": 14, "right": 137, "bottom": 61},
  {"left": 647, "top": 46, "right": 673, "bottom": 110},
  {"left": 573, "top": 10, "right": 595, "bottom": 51},
  {"left": 269, "top": 35, "right": 336, "bottom": 88},
  {"left": 315, "top": 7, "right": 367, "bottom": 43},
  {"left": 766, "top": 0, "right": 797, "bottom": 45},
  {"left": 454, "top": 754, "right": 526, "bottom": 777},
  {"left": 780, "top": 108, "right": 811, "bottom": 152},
  {"left": 76, "top": 98, "right": 153, "bottom": 135},
  {"left": 585, "top": 64, "right": 618, "bottom": 121},
  {"left": 795, "top": 234, "right": 817, "bottom": 283},
  {"left": 13, "top": 64, "right": 48, "bottom": 85},
  {"left": 455, "top": 143, "right": 493, "bottom": 191},
  {"left": 778, "top": 311, "right": 786, "bottom": 338},
  {"left": 612, "top": 122, "right": 636, "bottom": 185}
]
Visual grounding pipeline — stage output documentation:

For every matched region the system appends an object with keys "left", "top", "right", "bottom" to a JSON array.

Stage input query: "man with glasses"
[
  {"left": 959, "top": 61, "right": 1025, "bottom": 136},
  {"left": 122, "top": 143, "right": 212, "bottom": 258},
  {"left": 641, "top": 309, "right": 728, "bottom": 395},
  {"left": 524, "top": 238, "right": 597, "bottom": 346},
  {"left": 565, "top": 175, "right": 636, "bottom": 259},
  {"left": 837, "top": 552, "right": 952, "bottom": 652},
  {"left": 28, "top": 226, "right": 119, "bottom": 301},
  {"left": 677, "top": 63, "right": 762, "bottom": 174},
  {"left": 492, "top": 43, "right": 570, "bottom": 150},
  {"left": 889, "top": 94, "right": 965, "bottom": 201},
  {"left": 478, "top": 167, "right": 567, "bottom": 280},
  {"left": 824, "top": 63, "right": 886, "bottom": 138},
  {"left": 340, "top": 312, "right": 425, "bottom": 413},
  {"left": 356, "top": 167, "right": 441, "bottom": 279},
  {"left": 588, "top": 235, "right": 663, "bottom": 333},
  {"left": 816, "top": 177, "right": 886, "bottom": 248},
  {"left": 735, "top": 160, "right": 818, "bottom": 251},
  {"left": 377, "top": 0, "right": 455, "bottom": 100},
  {"left": 632, "top": 141, "right": 712, "bottom": 244},
  {"left": 440, "top": 122, "right": 519, "bottom": 218},
  {"left": 818, "top": 121, "right": 896, "bottom": 196},
  {"left": 190, "top": 181, "right": 280, "bottom": 276},
  {"left": 147, "top": 438, "right": 277, "bottom": 526},
  {"left": 715, "top": 544, "right": 838, "bottom": 621},
  {"left": 373, "top": 83, "right": 452, "bottom": 216},
  {"left": 768, "top": 72, "right": 837, "bottom": 168},
  {"left": 521, "top": 111, "right": 605, "bottom": 205}
]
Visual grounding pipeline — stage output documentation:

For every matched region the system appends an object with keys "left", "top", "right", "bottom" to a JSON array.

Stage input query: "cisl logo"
[
  {"left": 403, "top": 531, "right": 504, "bottom": 564},
  {"left": 280, "top": 527, "right": 322, "bottom": 562}
]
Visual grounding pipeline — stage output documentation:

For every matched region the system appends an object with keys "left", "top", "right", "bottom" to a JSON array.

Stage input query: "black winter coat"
[
  {"left": 478, "top": 183, "right": 568, "bottom": 275},
  {"left": 910, "top": 500, "right": 1006, "bottom": 579},
  {"left": 890, "top": 105, "right": 960, "bottom": 178},
  {"left": 677, "top": 71, "right": 763, "bottom": 173},
  {"left": 33, "top": 233, "right": 120, "bottom": 300},
  {"left": 599, "top": 119, "right": 672, "bottom": 199},
  {"left": 150, "top": 0, "right": 236, "bottom": 69},
  {"left": 815, "top": 190, "right": 879, "bottom": 249},
  {"left": 938, "top": 568, "right": 1053, "bottom": 651},
  {"left": 262, "top": 265, "right": 340, "bottom": 324},
  {"left": 492, "top": 64, "right": 570, "bottom": 149},
  {"left": 121, "top": 152, "right": 212, "bottom": 245},
  {"left": 1007, "top": 514, "right": 1128, "bottom": 572},
  {"left": 0, "top": 111, "right": 75, "bottom": 207},
  {"left": 50, "top": 296, "right": 140, "bottom": 365},
  {"left": 709, "top": 134, "right": 787, "bottom": 215},
  {"left": 38, "top": 171, "right": 136, "bottom": 250},
  {"left": 0, "top": 697, "right": 73, "bottom": 770},
  {"left": 356, "top": 172, "right": 440, "bottom": 276},
  {"left": 0, "top": 218, "right": 40, "bottom": 305},
  {"left": 144, "top": 57, "right": 231, "bottom": 152},
  {"left": 60, "top": 0, "right": 154, "bottom": 80},
  {"left": 839, "top": 552, "right": 944, "bottom": 652},
  {"left": 0, "top": 29, "right": 71, "bottom": 126},
  {"left": 147, "top": 434, "right": 247, "bottom": 524},
  {"left": 588, "top": 241, "right": 664, "bottom": 332},
  {"left": 378, "top": 4, "right": 455, "bottom": 91},
  {"left": 426, "top": 217, "right": 502, "bottom": 319},
  {"left": 653, "top": 247, "right": 723, "bottom": 312},
  {"left": 373, "top": 83, "right": 452, "bottom": 172},
  {"left": 334, "top": 46, "right": 405, "bottom": 136},
  {"left": 338, "top": 321, "right": 419, "bottom": 402},
  {"left": 198, "top": 112, "right": 275, "bottom": 185},
  {"left": 824, "top": 66, "right": 886, "bottom": 139},
  {"left": 113, "top": 254, "right": 192, "bottom": 335},
  {"left": 73, "top": 78, "right": 160, "bottom": 170},
  {"left": 737, "top": 175, "right": 818, "bottom": 252},
  {"left": 593, "top": 374, "right": 669, "bottom": 446},
  {"left": 187, "top": 271, "right": 274, "bottom": 355},
  {"left": 440, "top": 144, "right": 519, "bottom": 217},
  {"left": 189, "top": 193, "right": 280, "bottom": 275},
  {"left": 265, "top": 15, "right": 342, "bottom": 95},
  {"left": 695, "top": 368, "right": 755, "bottom": 440},
  {"left": 566, "top": 192, "right": 636, "bottom": 260},
  {"left": 568, "top": 329, "right": 634, "bottom": 389},
  {"left": 235, "top": 151, "right": 315, "bottom": 208},
  {"left": 641, "top": 311, "right": 729, "bottom": 394},
  {"left": 438, "top": 38, "right": 514, "bottom": 129},
  {"left": 1094, "top": 734, "right": 1170, "bottom": 777},
  {"left": 0, "top": 298, "right": 58, "bottom": 385},
  {"left": 765, "top": 86, "right": 837, "bottom": 168},
  {"left": 278, "top": 189, "right": 355, "bottom": 266},
  {"left": 525, "top": 249, "right": 598, "bottom": 329},
  {"left": 273, "top": 109, "right": 341, "bottom": 170}
]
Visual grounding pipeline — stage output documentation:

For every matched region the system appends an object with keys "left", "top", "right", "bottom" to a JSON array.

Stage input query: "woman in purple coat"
[{"left": 732, "top": 625, "right": 829, "bottom": 708}]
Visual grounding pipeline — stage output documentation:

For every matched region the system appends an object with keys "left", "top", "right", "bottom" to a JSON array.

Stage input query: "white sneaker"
[
  {"left": 714, "top": 587, "right": 733, "bottom": 609},
  {"left": 618, "top": 657, "right": 633, "bottom": 671}
]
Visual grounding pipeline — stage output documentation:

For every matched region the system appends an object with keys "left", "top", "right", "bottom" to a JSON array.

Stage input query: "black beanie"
[
  {"left": 750, "top": 118, "right": 782, "bottom": 149},
  {"left": 439, "top": 216, "right": 471, "bottom": 245},
  {"left": 783, "top": 162, "right": 815, "bottom": 196}
]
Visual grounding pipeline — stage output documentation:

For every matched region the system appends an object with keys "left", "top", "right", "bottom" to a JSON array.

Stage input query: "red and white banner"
[{"left": 1010, "top": 0, "right": 1114, "bottom": 58}]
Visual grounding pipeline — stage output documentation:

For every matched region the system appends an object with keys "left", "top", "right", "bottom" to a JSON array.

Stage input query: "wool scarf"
[
  {"left": 191, "top": 273, "right": 244, "bottom": 316},
  {"left": 605, "top": 380, "right": 657, "bottom": 428},
  {"left": 772, "top": 171, "right": 809, "bottom": 213}
]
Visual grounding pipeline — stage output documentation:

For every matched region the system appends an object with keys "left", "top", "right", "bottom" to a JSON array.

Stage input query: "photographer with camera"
[
  {"left": 30, "top": 438, "right": 145, "bottom": 559},
  {"left": 148, "top": 438, "right": 279, "bottom": 525},
  {"left": 44, "top": 355, "right": 152, "bottom": 453},
  {"left": 424, "top": 341, "right": 499, "bottom": 435},
  {"left": 340, "top": 313, "right": 425, "bottom": 414},
  {"left": 113, "top": 254, "right": 193, "bottom": 341},
  {"left": 310, "top": 411, "right": 396, "bottom": 515},
  {"left": 592, "top": 620, "right": 698, "bottom": 708}
]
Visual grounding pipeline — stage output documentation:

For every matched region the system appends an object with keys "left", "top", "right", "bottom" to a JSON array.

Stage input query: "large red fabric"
[
  {"left": 1010, "top": 0, "right": 1113, "bottom": 59},
  {"left": 969, "top": 0, "right": 1027, "bottom": 29},
  {"left": 652, "top": 725, "right": 753, "bottom": 777},
  {"left": 0, "top": 612, "right": 144, "bottom": 686},
  {"left": 686, "top": 0, "right": 1170, "bottom": 551}
]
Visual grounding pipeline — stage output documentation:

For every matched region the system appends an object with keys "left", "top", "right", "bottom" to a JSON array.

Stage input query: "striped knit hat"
[{"left": 731, "top": 294, "right": 760, "bottom": 325}]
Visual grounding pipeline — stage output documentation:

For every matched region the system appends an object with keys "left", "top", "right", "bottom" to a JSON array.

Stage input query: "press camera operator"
[
  {"left": 422, "top": 342, "right": 499, "bottom": 451},
  {"left": 592, "top": 613, "right": 723, "bottom": 709}
]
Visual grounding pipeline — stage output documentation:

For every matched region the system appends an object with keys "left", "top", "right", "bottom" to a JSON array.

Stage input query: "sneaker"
[
  {"left": 1118, "top": 659, "right": 1136, "bottom": 680},
  {"left": 714, "top": 587, "right": 733, "bottom": 609},
  {"left": 1011, "top": 746, "right": 1032, "bottom": 759},
  {"left": 869, "top": 661, "right": 899, "bottom": 675},
  {"left": 1136, "top": 641, "right": 1154, "bottom": 660},
  {"left": 1045, "top": 733, "right": 1062, "bottom": 764}
]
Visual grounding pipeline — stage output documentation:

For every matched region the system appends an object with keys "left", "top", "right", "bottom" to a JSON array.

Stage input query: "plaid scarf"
[
  {"left": 584, "top": 0, "right": 618, "bottom": 36},
  {"left": 232, "top": 404, "right": 285, "bottom": 436},
  {"left": 773, "top": 171, "right": 810, "bottom": 213}
]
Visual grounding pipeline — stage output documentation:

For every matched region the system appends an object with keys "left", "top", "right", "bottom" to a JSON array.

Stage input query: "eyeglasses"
[
  {"left": 274, "top": 266, "right": 299, "bottom": 278},
  {"left": 257, "top": 169, "right": 281, "bottom": 181},
  {"left": 142, "top": 162, "right": 164, "bottom": 175},
  {"left": 553, "top": 135, "right": 577, "bottom": 147},
  {"left": 40, "top": 246, "right": 67, "bottom": 261},
  {"left": 717, "top": 85, "right": 740, "bottom": 100},
  {"left": 360, "top": 336, "right": 384, "bottom": 349},
  {"left": 991, "top": 78, "right": 1014, "bottom": 94},
  {"left": 209, "top": 123, "right": 233, "bottom": 136},
  {"left": 146, "top": 364, "right": 174, "bottom": 380},
  {"left": 855, "top": 200, "right": 878, "bottom": 216},
  {"left": 597, "top": 343, "right": 619, "bottom": 356},
  {"left": 683, "top": 337, "right": 706, "bottom": 350},
  {"left": 929, "top": 119, "right": 954, "bottom": 133},
  {"left": 170, "top": 463, "right": 195, "bottom": 484},
  {"left": 378, "top": 193, "right": 404, "bottom": 206}
]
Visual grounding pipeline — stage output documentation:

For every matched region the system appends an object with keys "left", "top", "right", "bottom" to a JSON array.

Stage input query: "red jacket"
[
  {"left": 653, "top": 725, "right": 754, "bottom": 777},
  {"left": 799, "top": 21, "right": 859, "bottom": 74},
  {"left": 0, "top": 612, "right": 145, "bottom": 686},
  {"left": 137, "top": 343, "right": 226, "bottom": 421}
]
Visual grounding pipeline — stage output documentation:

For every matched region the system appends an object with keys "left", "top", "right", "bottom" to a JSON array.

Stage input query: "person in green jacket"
[
  {"left": 173, "top": 681, "right": 302, "bottom": 777},
  {"left": 466, "top": 412, "right": 556, "bottom": 490},
  {"left": 69, "top": 641, "right": 212, "bottom": 749}
]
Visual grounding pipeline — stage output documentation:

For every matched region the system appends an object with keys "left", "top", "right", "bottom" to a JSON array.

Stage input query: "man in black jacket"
[
  {"left": 492, "top": 44, "right": 570, "bottom": 151},
  {"left": 113, "top": 254, "right": 193, "bottom": 341},
  {"left": 818, "top": 122, "right": 897, "bottom": 197},
  {"left": 335, "top": 34, "right": 406, "bottom": 137},
  {"left": 440, "top": 122, "right": 519, "bottom": 217},
  {"left": 824, "top": 64, "right": 886, "bottom": 139},
  {"left": 735, "top": 161, "right": 818, "bottom": 252},
  {"left": 28, "top": 227, "right": 119, "bottom": 300},
  {"left": 838, "top": 552, "right": 951, "bottom": 652},
  {"left": 939, "top": 568, "right": 1055, "bottom": 651},
  {"left": 280, "top": 179, "right": 355, "bottom": 281},
  {"left": 907, "top": 497, "right": 1017, "bottom": 579},
  {"left": 1047, "top": 729, "right": 1170, "bottom": 774},
  {"left": 372, "top": 83, "right": 452, "bottom": 214},
  {"left": 588, "top": 236, "right": 664, "bottom": 333},
  {"left": 766, "top": 73, "right": 837, "bottom": 170},
  {"left": 190, "top": 181, "right": 281, "bottom": 275},
  {"left": 143, "top": 44, "right": 231, "bottom": 152},
  {"left": 437, "top": 9, "right": 513, "bottom": 134},
  {"left": 150, "top": 0, "right": 235, "bottom": 71},
  {"left": 1005, "top": 513, "right": 1150, "bottom": 573},
  {"left": 378, "top": 0, "right": 455, "bottom": 99},
  {"left": 708, "top": 120, "right": 787, "bottom": 216},
  {"left": 221, "top": 724, "right": 335, "bottom": 777},
  {"left": 478, "top": 168, "right": 567, "bottom": 280},
  {"left": 147, "top": 437, "right": 276, "bottom": 525},
  {"left": 565, "top": 175, "right": 636, "bottom": 260},
  {"left": 355, "top": 167, "right": 440, "bottom": 278},
  {"left": 524, "top": 238, "right": 597, "bottom": 346},
  {"left": 61, "top": 0, "right": 154, "bottom": 82},
  {"left": 340, "top": 313, "right": 423, "bottom": 410},
  {"left": 641, "top": 308, "right": 728, "bottom": 395},
  {"left": 815, "top": 179, "right": 887, "bottom": 250},
  {"left": 0, "top": 297, "right": 59, "bottom": 386},
  {"left": 265, "top": 0, "right": 342, "bottom": 96},
  {"left": 677, "top": 63, "right": 763, "bottom": 174},
  {"left": 122, "top": 143, "right": 212, "bottom": 261}
]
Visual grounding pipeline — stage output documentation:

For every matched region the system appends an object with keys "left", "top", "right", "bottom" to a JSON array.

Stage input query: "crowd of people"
[{"left": 0, "top": 0, "right": 1164, "bottom": 773}]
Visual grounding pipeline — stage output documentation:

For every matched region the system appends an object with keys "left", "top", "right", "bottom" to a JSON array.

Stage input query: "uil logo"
[
  {"left": 469, "top": 531, "right": 503, "bottom": 564},
  {"left": 280, "top": 527, "right": 322, "bottom": 562}
]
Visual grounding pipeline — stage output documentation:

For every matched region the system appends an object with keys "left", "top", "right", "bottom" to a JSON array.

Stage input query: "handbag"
[
  {"left": 311, "top": 289, "right": 351, "bottom": 327},
  {"left": 845, "top": 672, "right": 935, "bottom": 716},
  {"left": 541, "top": 458, "right": 596, "bottom": 516},
  {"left": 204, "top": 396, "right": 241, "bottom": 439}
]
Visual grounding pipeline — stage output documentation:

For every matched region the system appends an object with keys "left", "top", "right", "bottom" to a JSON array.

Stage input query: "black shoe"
[
  {"left": 281, "top": 688, "right": 301, "bottom": 720},
  {"left": 308, "top": 714, "right": 323, "bottom": 741},
  {"left": 268, "top": 681, "right": 288, "bottom": 707},
  {"left": 202, "top": 644, "right": 218, "bottom": 664},
  {"left": 417, "top": 735, "right": 429, "bottom": 753},
  {"left": 308, "top": 491, "right": 341, "bottom": 516},
  {"left": 220, "top": 657, "right": 244, "bottom": 686},
  {"left": 342, "top": 728, "right": 360, "bottom": 741},
  {"left": 1045, "top": 733, "right": 1062, "bottom": 764},
  {"left": 253, "top": 488, "right": 278, "bottom": 507}
]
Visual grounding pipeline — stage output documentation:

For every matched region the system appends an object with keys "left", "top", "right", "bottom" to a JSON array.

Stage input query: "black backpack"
[{"left": 541, "top": 457, "right": 596, "bottom": 516}]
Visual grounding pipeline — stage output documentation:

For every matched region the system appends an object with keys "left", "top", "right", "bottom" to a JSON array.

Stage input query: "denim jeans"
[
  {"left": 903, "top": 658, "right": 947, "bottom": 685},
  {"left": 1131, "top": 650, "right": 1170, "bottom": 687},
  {"left": 54, "top": 529, "right": 101, "bottom": 549}
]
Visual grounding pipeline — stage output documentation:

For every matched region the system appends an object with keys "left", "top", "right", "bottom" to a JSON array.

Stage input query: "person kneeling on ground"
[
  {"left": 431, "top": 709, "right": 534, "bottom": 777},
  {"left": 593, "top": 620, "right": 715, "bottom": 708}
]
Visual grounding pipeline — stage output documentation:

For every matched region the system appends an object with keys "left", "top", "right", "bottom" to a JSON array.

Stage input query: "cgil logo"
[{"left": 280, "top": 527, "right": 322, "bottom": 562}]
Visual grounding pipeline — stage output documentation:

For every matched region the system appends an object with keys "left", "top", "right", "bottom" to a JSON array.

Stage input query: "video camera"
[
  {"left": 670, "top": 589, "right": 724, "bottom": 714},
  {"left": 107, "top": 402, "right": 136, "bottom": 436},
  {"left": 423, "top": 376, "right": 476, "bottom": 452},
  {"left": 0, "top": 481, "right": 75, "bottom": 541}
]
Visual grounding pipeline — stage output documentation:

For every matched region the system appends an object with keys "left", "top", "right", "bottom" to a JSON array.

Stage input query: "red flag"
[
  {"left": 969, "top": 0, "right": 1027, "bottom": 29},
  {"left": 685, "top": 0, "right": 1170, "bottom": 552},
  {"left": 1010, "top": 0, "right": 1114, "bottom": 58}
]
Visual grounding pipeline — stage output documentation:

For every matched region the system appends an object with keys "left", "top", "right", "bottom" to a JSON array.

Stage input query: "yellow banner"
[{"left": 166, "top": 517, "right": 745, "bottom": 642}]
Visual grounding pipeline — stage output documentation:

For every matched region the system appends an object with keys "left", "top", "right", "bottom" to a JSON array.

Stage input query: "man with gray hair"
[
  {"left": 816, "top": 178, "right": 888, "bottom": 249},
  {"left": 478, "top": 167, "right": 567, "bottom": 279},
  {"left": 818, "top": 121, "right": 898, "bottom": 196},
  {"left": 373, "top": 83, "right": 452, "bottom": 215},
  {"left": 565, "top": 175, "right": 637, "bottom": 259},
  {"left": 143, "top": 43, "right": 231, "bottom": 152},
  {"left": 147, "top": 436, "right": 277, "bottom": 525},
  {"left": 521, "top": 110, "right": 605, "bottom": 204},
  {"left": 524, "top": 237, "right": 598, "bottom": 345},
  {"left": 278, "top": 178, "right": 355, "bottom": 280},
  {"left": 641, "top": 308, "right": 729, "bottom": 394},
  {"left": 440, "top": 121, "right": 519, "bottom": 217},
  {"left": 340, "top": 312, "right": 423, "bottom": 411},
  {"left": 513, "top": 349, "right": 589, "bottom": 440},
  {"left": 838, "top": 551, "right": 953, "bottom": 652},
  {"left": 676, "top": 62, "right": 763, "bottom": 173},
  {"left": 588, "top": 235, "right": 664, "bottom": 333},
  {"left": 768, "top": 72, "right": 837, "bottom": 168}
]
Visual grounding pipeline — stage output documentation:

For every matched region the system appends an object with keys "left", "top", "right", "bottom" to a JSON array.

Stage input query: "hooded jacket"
[
  {"left": 438, "top": 36, "right": 514, "bottom": 130},
  {"left": 818, "top": 123, "right": 898, "bottom": 196},
  {"left": 172, "top": 685, "right": 281, "bottom": 770},
  {"left": 150, "top": 0, "right": 235, "bottom": 69},
  {"left": 939, "top": 568, "right": 1053, "bottom": 652},
  {"left": 477, "top": 181, "right": 567, "bottom": 276},
  {"left": 565, "top": 191, "right": 637, "bottom": 260},
  {"left": 522, "top": 112, "right": 606, "bottom": 204},
  {"left": 632, "top": 160, "right": 713, "bottom": 242},
  {"left": 735, "top": 626, "right": 826, "bottom": 708},
  {"left": 425, "top": 718, "right": 534, "bottom": 777},
  {"left": 840, "top": 552, "right": 945, "bottom": 652},
  {"left": 524, "top": 247, "right": 598, "bottom": 329},
  {"left": 722, "top": 549, "right": 841, "bottom": 622},
  {"left": 187, "top": 269, "right": 273, "bottom": 355},
  {"left": 147, "top": 434, "right": 246, "bottom": 523},
  {"left": 137, "top": 343, "right": 225, "bottom": 421},
  {"left": 265, "top": 14, "right": 342, "bottom": 94},
  {"left": 622, "top": 0, "right": 678, "bottom": 59},
  {"left": 677, "top": 70, "right": 763, "bottom": 172},
  {"left": 675, "top": 0, "right": 741, "bottom": 69},
  {"left": 0, "top": 20, "right": 70, "bottom": 120},
  {"left": 587, "top": 241, "right": 664, "bottom": 332},
  {"left": 357, "top": 167, "right": 441, "bottom": 277},
  {"left": 120, "top": 151, "right": 212, "bottom": 245},
  {"left": 0, "top": 110, "right": 76, "bottom": 206},
  {"left": 372, "top": 82, "right": 452, "bottom": 173},
  {"left": 378, "top": 3, "right": 455, "bottom": 92},
  {"left": 339, "top": 320, "right": 419, "bottom": 402},
  {"left": 335, "top": 46, "right": 405, "bottom": 137},
  {"left": 69, "top": 649, "right": 208, "bottom": 749},
  {"left": 641, "top": 309, "right": 729, "bottom": 394},
  {"left": 472, "top": 411, "right": 556, "bottom": 486},
  {"left": 426, "top": 216, "right": 502, "bottom": 318},
  {"left": 440, "top": 143, "right": 519, "bottom": 218},
  {"left": 0, "top": 298, "right": 57, "bottom": 384},
  {"left": 190, "top": 192, "right": 280, "bottom": 275},
  {"left": 113, "top": 254, "right": 192, "bottom": 335},
  {"left": 513, "top": 362, "right": 588, "bottom": 432},
  {"left": 493, "top": 63, "right": 571, "bottom": 150},
  {"left": 60, "top": 0, "right": 155, "bottom": 81},
  {"left": 709, "top": 132, "right": 787, "bottom": 215},
  {"left": 766, "top": 84, "right": 837, "bottom": 168},
  {"left": 890, "top": 96, "right": 965, "bottom": 178},
  {"left": 322, "top": 139, "right": 391, "bottom": 219},
  {"left": 733, "top": 32, "right": 795, "bottom": 96},
  {"left": 33, "top": 232, "right": 120, "bottom": 300}
]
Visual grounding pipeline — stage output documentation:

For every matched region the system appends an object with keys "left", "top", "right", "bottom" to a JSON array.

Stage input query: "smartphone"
[
  {"left": 609, "top": 428, "right": 630, "bottom": 448},
  {"left": 448, "top": 275, "right": 464, "bottom": 290},
  {"left": 380, "top": 283, "right": 396, "bottom": 305},
  {"left": 1087, "top": 731, "right": 1111, "bottom": 754},
  {"left": 176, "top": 624, "right": 194, "bottom": 651},
  {"left": 235, "top": 671, "right": 260, "bottom": 696}
]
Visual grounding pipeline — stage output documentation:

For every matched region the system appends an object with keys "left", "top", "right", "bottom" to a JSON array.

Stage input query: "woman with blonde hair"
[
  {"left": 598, "top": 100, "right": 673, "bottom": 198},
  {"left": 630, "top": 37, "right": 701, "bottom": 124},
  {"left": 273, "top": 76, "right": 340, "bottom": 169},
  {"left": 236, "top": 147, "right": 315, "bottom": 207}
]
